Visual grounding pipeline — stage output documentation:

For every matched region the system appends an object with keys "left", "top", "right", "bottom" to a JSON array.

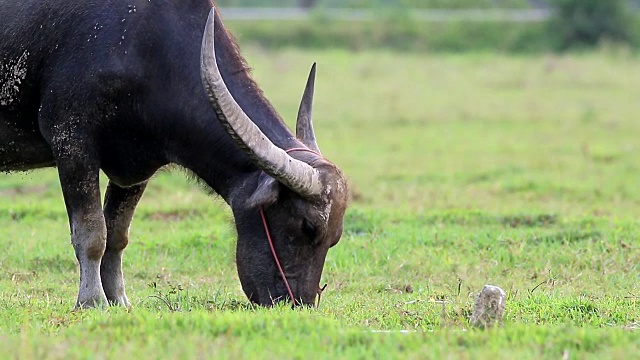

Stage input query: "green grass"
[
  {"left": 2, "top": 49, "right": 640, "bottom": 358},
  {"left": 226, "top": 18, "right": 552, "bottom": 53}
]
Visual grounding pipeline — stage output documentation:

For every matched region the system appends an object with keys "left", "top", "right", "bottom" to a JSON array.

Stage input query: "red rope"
[
  {"left": 258, "top": 147, "right": 322, "bottom": 306},
  {"left": 259, "top": 206, "right": 296, "bottom": 305},
  {"left": 285, "top": 147, "right": 322, "bottom": 157}
]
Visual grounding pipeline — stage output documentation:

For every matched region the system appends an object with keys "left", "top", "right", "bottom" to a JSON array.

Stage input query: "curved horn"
[
  {"left": 295, "top": 63, "right": 321, "bottom": 154},
  {"left": 200, "top": 8, "right": 321, "bottom": 197}
]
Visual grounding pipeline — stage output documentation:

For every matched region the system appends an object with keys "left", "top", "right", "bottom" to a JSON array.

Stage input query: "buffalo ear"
[{"left": 247, "top": 174, "right": 280, "bottom": 208}]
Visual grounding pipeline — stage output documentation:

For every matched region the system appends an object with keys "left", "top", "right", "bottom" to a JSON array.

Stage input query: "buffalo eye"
[{"left": 302, "top": 218, "right": 318, "bottom": 241}]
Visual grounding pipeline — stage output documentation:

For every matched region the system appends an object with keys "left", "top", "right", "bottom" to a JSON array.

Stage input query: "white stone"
[{"left": 470, "top": 284, "right": 506, "bottom": 329}]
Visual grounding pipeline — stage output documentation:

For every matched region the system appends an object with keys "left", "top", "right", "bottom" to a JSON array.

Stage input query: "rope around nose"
[
  {"left": 258, "top": 147, "right": 322, "bottom": 306},
  {"left": 259, "top": 206, "right": 295, "bottom": 305}
]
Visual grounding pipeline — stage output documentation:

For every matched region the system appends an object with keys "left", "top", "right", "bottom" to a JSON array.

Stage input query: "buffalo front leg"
[
  {"left": 56, "top": 160, "right": 108, "bottom": 308},
  {"left": 101, "top": 181, "right": 147, "bottom": 307}
]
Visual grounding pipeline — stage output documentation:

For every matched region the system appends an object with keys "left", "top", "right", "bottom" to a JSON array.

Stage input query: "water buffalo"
[{"left": 0, "top": 0, "right": 348, "bottom": 308}]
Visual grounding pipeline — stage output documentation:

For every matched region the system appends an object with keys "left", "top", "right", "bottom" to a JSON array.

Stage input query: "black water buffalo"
[{"left": 0, "top": 0, "right": 348, "bottom": 308}]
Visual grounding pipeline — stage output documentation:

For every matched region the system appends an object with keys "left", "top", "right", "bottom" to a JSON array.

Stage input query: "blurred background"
[
  {"left": 211, "top": 0, "right": 640, "bottom": 216},
  {"left": 216, "top": 0, "right": 639, "bottom": 52},
  {"left": 4, "top": 1, "right": 637, "bottom": 232}
]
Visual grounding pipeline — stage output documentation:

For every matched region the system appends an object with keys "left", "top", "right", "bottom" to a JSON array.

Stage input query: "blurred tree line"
[
  {"left": 217, "top": 0, "right": 532, "bottom": 9},
  {"left": 218, "top": 0, "right": 636, "bottom": 11},
  {"left": 220, "top": 0, "right": 638, "bottom": 51},
  {"left": 549, "top": 0, "right": 634, "bottom": 50}
]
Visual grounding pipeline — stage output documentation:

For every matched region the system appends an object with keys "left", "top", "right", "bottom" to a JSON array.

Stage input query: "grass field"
[{"left": 1, "top": 48, "right": 640, "bottom": 358}]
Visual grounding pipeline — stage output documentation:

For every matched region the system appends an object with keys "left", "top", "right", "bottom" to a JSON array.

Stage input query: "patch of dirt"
[
  {"left": 384, "top": 284, "right": 414, "bottom": 294},
  {"left": 624, "top": 322, "right": 639, "bottom": 331},
  {"left": 11, "top": 271, "right": 37, "bottom": 283},
  {"left": 144, "top": 209, "right": 203, "bottom": 222},
  {"left": 500, "top": 214, "right": 558, "bottom": 228},
  {"left": 0, "top": 184, "right": 48, "bottom": 196}
]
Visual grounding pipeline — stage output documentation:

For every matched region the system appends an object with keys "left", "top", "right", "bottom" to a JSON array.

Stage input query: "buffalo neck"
[{"left": 160, "top": 6, "right": 303, "bottom": 203}]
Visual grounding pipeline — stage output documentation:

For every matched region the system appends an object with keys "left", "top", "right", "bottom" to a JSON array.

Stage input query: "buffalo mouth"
[
  {"left": 246, "top": 282, "right": 315, "bottom": 308},
  {"left": 248, "top": 292, "right": 294, "bottom": 307}
]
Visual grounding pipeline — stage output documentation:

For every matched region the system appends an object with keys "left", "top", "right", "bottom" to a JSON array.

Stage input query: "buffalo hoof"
[
  {"left": 108, "top": 294, "right": 131, "bottom": 309},
  {"left": 74, "top": 291, "right": 109, "bottom": 310}
]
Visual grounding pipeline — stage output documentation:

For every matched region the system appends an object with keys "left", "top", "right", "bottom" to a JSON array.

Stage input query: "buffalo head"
[{"left": 200, "top": 9, "right": 348, "bottom": 306}]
